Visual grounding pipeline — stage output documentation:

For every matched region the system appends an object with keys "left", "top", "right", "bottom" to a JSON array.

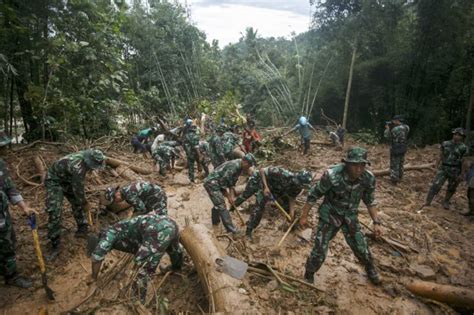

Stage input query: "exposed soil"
[{"left": 1, "top": 133, "right": 473, "bottom": 314}]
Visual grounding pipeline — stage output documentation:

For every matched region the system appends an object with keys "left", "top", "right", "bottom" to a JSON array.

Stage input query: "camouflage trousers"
[
  {"left": 44, "top": 179, "right": 87, "bottom": 242},
  {"left": 199, "top": 155, "right": 210, "bottom": 177},
  {"left": 305, "top": 213, "right": 374, "bottom": 274},
  {"left": 389, "top": 152, "right": 405, "bottom": 182},
  {"left": 0, "top": 192, "right": 17, "bottom": 277},
  {"left": 186, "top": 154, "right": 197, "bottom": 182},
  {"left": 153, "top": 147, "right": 174, "bottom": 176},
  {"left": 247, "top": 191, "right": 290, "bottom": 233},
  {"left": 427, "top": 166, "right": 461, "bottom": 203},
  {"left": 204, "top": 180, "right": 237, "bottom": 233}
]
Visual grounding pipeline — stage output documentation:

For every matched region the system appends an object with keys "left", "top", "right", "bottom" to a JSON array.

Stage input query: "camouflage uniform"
[
  {"left": 204, "top": 159, "right": 244, "bottom": 233},
  {"left": 208, "top": 132, "right": 226, "bottom": 168},
  {"left": 304, "top": 162, "right": 378, "bottom": 279},
  {"left": 198, "top": 140, "right": 211, "bottom": 177},
  {"left": 183, "top": 127, "right": 200, "bottom": 182},
  {"left": 234, "top": 167, "right": 310, "bottom": 236},
  {"left": 0, "top": 159, "right": 24, "bottom": 279},
  {"left": 222, "top": 131, "right": 240, "bottom": 160},
  {"left": 152, "top": 142, "right": 180, "bottom": 176},
  {"left": 426, "top": 140, "right": 468, "bottom": 207},
  {"left": 44, "top": 150, "right": 105, "bottom": 244},
  {"left": 384, "top": 123, "right": 410, "bottom": 183},
  {"left": 91, "top": 213, "right": 183, "bottom": 300},
  {"left": 118, "top": 182, "right": 167, "bottom": 215}
]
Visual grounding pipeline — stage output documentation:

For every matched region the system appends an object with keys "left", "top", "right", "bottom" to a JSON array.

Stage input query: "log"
[
  {"left": 405, "top": 280, "right": 474, "bottom": 309},
  {"left": 180, "top": 224, "right": 251, "bottom": 313},
  {"left": 105, "top": 157, "right": 152, "bottom": 175},
  {"left": 372, "top": 163, "right": 435, "bottom": 177},
  {"left": 115, "top": 165, "right": 141, "bottom": 181},
  {"left": 33, "top": 156, "right": 46, "bottom": 184}
]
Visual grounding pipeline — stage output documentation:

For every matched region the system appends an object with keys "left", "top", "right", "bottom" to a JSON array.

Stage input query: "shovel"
[
  {"left": 215, "top": 256, "right": 248, "bottom": 280},
  {"left": 28, "top": 214, "right": 55, "bottom": 300},
  {"left": 271, "top": 195, "right": 292, "bottom": 222}
]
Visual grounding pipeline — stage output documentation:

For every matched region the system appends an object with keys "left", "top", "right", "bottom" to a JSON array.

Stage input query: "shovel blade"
[{"left": 216, "top": 256, "right": 248, "bottom": 280}]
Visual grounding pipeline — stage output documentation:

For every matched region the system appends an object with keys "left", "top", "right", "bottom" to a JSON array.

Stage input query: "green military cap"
[
  {"left": 295, "top": 169, "right": 312, "bottom": 187},
  {"left": 0, "top": 131, "right": 12, "bottom": 147},
  {"left": 452, "top": 127, "right": 465, "bottom": 136},
  {"left": 84, "top": 149, "right": 106, "bottom": 170},
  {"left": 242, "top": 153, "right": 257, "bottom": 166},
  {"left": 342, "top": 147, "right": 370, "bottom": 165}
]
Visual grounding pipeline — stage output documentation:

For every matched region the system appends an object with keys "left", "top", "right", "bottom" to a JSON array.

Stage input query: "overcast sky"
[{"left": 177, "top": 0, "right": 312, "bottom": 47}]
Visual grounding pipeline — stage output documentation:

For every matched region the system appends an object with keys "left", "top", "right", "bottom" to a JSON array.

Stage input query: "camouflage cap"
[
  {"left": 0, "top": 131, "right": 12, "bottom": 147},
  {"left": 342, "top": 147, "right": 370, "bottom": 165},
  {"left": 295, "top": 169, "right": 312, "bottom": 187},
  {"left": 242, "top": 153, "right": 257, "bottom": 166},
  {"left": 84, "top": 149, "right": 106, "bottom": 170},
  {"left": 452, "top": 127, "right": 465, "bottom": 136}
]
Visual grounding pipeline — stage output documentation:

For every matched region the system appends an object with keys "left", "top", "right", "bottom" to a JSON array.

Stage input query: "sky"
[{"left": 177, "top": 0, "right": 312, "bottom": 47}]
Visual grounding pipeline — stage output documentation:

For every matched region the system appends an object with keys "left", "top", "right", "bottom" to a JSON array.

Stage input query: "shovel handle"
[
  {"left": 31, "top": 228, "right": 46, "bottom": 274},
  {"left": 271, "top": 196, "right": 292, "bottom": 222}
]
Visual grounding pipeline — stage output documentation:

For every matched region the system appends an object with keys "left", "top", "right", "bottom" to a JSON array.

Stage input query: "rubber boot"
[
  {"left": 211, "top": 207, "right": 221, "bottom": 225},
  {"left": 245, "top": 227, "right": 253, "bottom": 241},
  {"left": 365, "top": 264, "right": 381, "bottom": 285},
  {"left": 86, "top": 234, "right": 99, "bottom": 257},
  {"left": 75, "top": 224, "right": 89, "bottom": 238},
  {"left": 46, "top": 238, "right": 61, "bottom": 262},
  {"left": 5, "top": 273, "right": 32, "bottom": 289},
  {"left": 303, "top": 269, "right": 314, "bottom": 284},
  {"left": 221, "top": 210, "right": 239, "bottom": 234},
  {"left": 424, "top": 188, "right": 436, "bottom": 206},
  {"left": 443, "top": 191, "right": 455, "bottom": 210}
]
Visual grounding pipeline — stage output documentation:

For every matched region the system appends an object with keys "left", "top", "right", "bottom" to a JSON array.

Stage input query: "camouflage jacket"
[
  {"left": 0, "top": 158, "right": 24, "bottom": 205},
  {"left": 208, "top": 134, "right": 225, "bottom": 165},
  {"left": 384, "top": 124, "right": 410, "bottom": 145},
  {"left": 222, "top": 132, "right": 240, "bottom": 155},
  {"left": 152, "top": 144, "right": 179, "bottom": 161},
  {"left": 199, "top": 140, "right": 211, "bottom": 162},
  {"left": 46, "top": 151, "right": 91, "bottom": 204},
  {"left": 184, "top": 131, "right": 200, "bottom": 157},
  {"left": 120, "top": 182, "right": 167, "bottom": 215},
  {"left": 236, "top": 167, "right": 303, "bottom": 204},
  {"left": 91, "top": 214, "right": 181, "bottom": 270},
  {"left": 439, "top": 140, "right": 468, "bottom": 168},
  {"left": 306, "top": 164, "right": 377, "bottom": 221},
  {"left": 205, "top": 159, "right": 242, "bottom": 189}
]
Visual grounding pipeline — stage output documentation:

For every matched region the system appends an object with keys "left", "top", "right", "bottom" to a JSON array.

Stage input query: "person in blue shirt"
[{"left": 283, "top": 116, "right": 317, "bottom": 155}]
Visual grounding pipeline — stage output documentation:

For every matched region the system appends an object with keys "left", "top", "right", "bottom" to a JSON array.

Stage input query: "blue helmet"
[{"left": 299, "top": 116, "right": 307, "bottom": 126}]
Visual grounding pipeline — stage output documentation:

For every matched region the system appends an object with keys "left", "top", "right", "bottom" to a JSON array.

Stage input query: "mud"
[{"left": 0, "top": 133, "right": 473, "bottom": 314}]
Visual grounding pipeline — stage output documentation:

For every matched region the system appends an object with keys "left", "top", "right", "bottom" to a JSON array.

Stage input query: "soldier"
[
  {"left": 89, "top": 212, "right": 183, "bottom": 303},
  {"left": 283, "top": 116, "right": 317, "bottom": 155},
  {"left": 464, "top": 141, "right": 474, "bottom": 221},
  {"left": 183, "top": 125, "right": 200, "bottom": 183},
  {"left": 222, "top": 129, "right": 244, "bottom": 160},
  {"left": 425, "top": 128, "right": 468, "bottom": 209},
  {"left": 152, "top": 141, "right": 181, "bottom": 176},
  {"left": 44, "top": 149, "right": 106, "bottom": 259},
  {"left": 336, "top": 125, "right": 346, "bottom": 147},
  {"left": 384, "top": 115, "right": 410, "bottom": 185},
  {"left": 0, "top": 132, "right": 37, "bottom": 288},
  {"left": 197, "top": 140, "right": 211, "bottom": 177},
  {"left": 208, "top": 126, "right": 226, "bottom": 168},
  {"left": 204, "top": 153, "right": 257, "bottom": 234},
  {"left": 299, "top": 147, "right": 382, "bottom": 285},
  {"left": 233, "top": 167, "right": 312, "bottom": 239},
  {"left": 103, "top": 181, "right": 167, "bottom": 215}
]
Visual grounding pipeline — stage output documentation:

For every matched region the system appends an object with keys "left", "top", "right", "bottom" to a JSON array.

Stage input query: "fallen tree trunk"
[
  {"left": 180, "top": 224, "right": 251, "bottom": 313},
  {"left": 373, "top": 163, "right": 435, "bottom": 177},
  {"left": 116, "top": 165, "right": 142, "bottom": 181},
  {"left": 105, "top": 157, "right": 152, "bottom": 175},
  {"left": 405, "top": 280, "right": 474, "bottom": 309},
  {"left": 33, "top": 156, "right": 46, "bottom": 184}
]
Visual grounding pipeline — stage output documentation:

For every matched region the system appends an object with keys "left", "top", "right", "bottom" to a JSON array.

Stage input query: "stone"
[{"left": 411, "top": 264, "right": 436, "bottom": 280}]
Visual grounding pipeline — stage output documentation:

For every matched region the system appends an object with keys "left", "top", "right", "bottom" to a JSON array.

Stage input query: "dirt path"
[{"left": 1, "top": 136, "right": 473, "bottom": 313}]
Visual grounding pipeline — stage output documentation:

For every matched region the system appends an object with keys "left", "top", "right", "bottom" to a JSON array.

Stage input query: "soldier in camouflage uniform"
[
  {"left": 222, "top": 129, "right": 245, "bottom": 160},
  {"left": 44, "top": 149, "right": 105, "bottom": 259},
  {"left": 233, "top": 167, "right": 312, "bottom": 239},
  {"left": 0, "top": 132, "right": 36, "bottom": 288},
  {"left": 197, "top": 140, "right": 211, "bottom": 177},
  {"left": 425, "top": 128, "right": 468, "bottom": 209},
  {"left": 299, "top": 147, "right": 382, "bottom": 285},
  {"left": 89, "top": 213, "right": 183, "bottom": 302},
  {"left": 152, "top": 141, "right": 180, "bottom": 176},
  {"left": 183, "top": 125, "right": 200, "bottom": 183},
  {"left": 104, "top": 181, "right": 167, "bottom": 215},
  {"left": 204, "top": 153, "right": 257, "bottom": 234},
  {"left": 384, "top": 115, "right": 410, "bottom": 184},
  {"left": 208, "top": 126, "right": 226, "bottom": 168}
]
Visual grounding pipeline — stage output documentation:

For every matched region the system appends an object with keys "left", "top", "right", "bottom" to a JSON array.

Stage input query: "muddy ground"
[{"left": 0, "top": 132, "right": 473, "bottom": 314}]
